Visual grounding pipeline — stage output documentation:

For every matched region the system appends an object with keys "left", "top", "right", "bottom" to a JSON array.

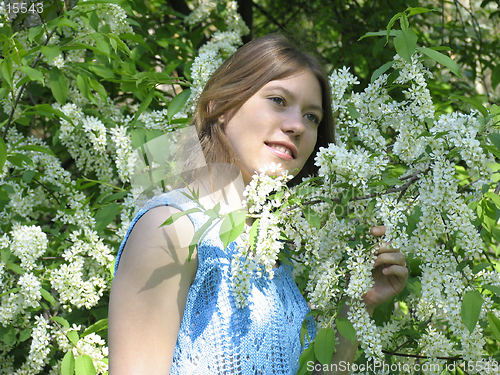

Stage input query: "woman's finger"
[
  {"left": 381, "top": 264, "right": 409, "bottom": 278},
  {"left": 375, "top": 241, "right": 397, "bottom": 253},
  {"left": 370, "top": 225, "right": 386, "bottom": 237},
  {"left": 373, "top": 252, "right": 406, "bottom": 268}
]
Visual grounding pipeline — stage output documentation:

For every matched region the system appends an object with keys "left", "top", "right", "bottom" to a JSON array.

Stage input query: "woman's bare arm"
[{"left": 108, "top": 206, "right": 197, "bottom": 374}]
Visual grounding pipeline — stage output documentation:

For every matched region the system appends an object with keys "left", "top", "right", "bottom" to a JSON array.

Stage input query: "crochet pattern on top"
[{"left": 115, "top": 189, "right": 316, "bottom": 374}]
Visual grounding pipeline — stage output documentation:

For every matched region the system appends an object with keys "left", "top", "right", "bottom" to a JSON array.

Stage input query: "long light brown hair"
[{"left": 191, "top": 33, "right": 335, "bottom": 184}]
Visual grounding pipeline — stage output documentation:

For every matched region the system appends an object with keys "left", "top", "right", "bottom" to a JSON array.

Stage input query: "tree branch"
[{"left": 2, "top": 27, "right": 58, "bottom": 140}]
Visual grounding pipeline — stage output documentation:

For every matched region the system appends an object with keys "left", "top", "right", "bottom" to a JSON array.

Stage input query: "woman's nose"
[{"left": 281, "top": 109, "right": 305, "bottom": 136}]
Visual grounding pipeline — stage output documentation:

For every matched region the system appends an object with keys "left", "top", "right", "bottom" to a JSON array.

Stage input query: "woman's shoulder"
[{"left": 114, "top": 192, "right": 197, "bottom": 278}]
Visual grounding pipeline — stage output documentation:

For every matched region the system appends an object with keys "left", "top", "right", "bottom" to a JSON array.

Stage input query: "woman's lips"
[{"left": 266, "top": 143, "right": 294, "bottom": 160}]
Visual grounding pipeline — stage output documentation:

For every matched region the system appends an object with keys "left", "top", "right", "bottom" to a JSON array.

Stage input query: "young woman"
[{"left": 108, "top": 34, "right": 408, "bottom": 375}]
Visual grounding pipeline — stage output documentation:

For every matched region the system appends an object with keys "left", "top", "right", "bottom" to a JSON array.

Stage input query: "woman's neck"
[{"left": 190, "top": 164, "right": 246, "bottom": 211}]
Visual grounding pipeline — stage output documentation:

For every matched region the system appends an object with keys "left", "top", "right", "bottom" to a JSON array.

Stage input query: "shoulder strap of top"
[{"left": 114, "top": 189, "right": 205, "bottom": 275}]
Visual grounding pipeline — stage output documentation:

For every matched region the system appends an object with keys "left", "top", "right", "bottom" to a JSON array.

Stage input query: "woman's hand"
[{"left": 362, "top": 225, "right": 408, "bottom": 315}]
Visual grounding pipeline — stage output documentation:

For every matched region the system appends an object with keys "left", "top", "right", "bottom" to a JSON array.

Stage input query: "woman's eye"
[
  {"left": 305, "top": 113, "right": 320, "bottom": 124},
  {"left": 270, "top": 97, "right": 285, "bottom": 106}
]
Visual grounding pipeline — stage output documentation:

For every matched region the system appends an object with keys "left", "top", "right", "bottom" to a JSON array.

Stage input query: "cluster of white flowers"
[
  {"left": 57, "top": 104, "right": 115, "bottom": 190},
  {"left": 10, "top": 224, "right": 47, "bottom": 271},
  {"left": 175, "top": 1, "right": 249, "bottom": 118},
  {"left": 315, "top": 142, "right": 388, "bottom": 187},
  {"left": 242, "top": 163, "right": 292, "bottom": 213},
  {"left": 431, "top": 111, "right": 493, "bottom": 177},
  {"left": 13, "top": 315, "right": 51, "bottom": 375},
  {"left": 73, "top": 333, "right": 109, "bottom": 374},
  {"left": 230, "top": 164, "right": 291, "bottom": 307},
  {"left": 348, "top": 300, "right": 383, "bottom": 360},
  {"left": 138, "top": 108, "right": 171, "bottom": 130},
  {"left": 0, "top": 1, "right": 8, "bottom": 27},
  {"left": 50, "top": 228, "right": 113, "bottom": 309},
  {"left": 109, "top": 125, "right": 137, "bottom": 183}
]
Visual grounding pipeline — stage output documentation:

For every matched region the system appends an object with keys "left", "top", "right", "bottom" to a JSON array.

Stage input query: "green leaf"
[
  {"left": 450, "top": 95, "right": 488, "bottom": 117},
  {"left": 81, "top": 319, "right": 108, "bottom": 338},
  {"left": 381, "top": 176, "right": 404, "bottom": 186},
  {"left": 41, "top": 288, "right": 56, "bottom": 306},
  {"left": 204, "top": 202, "right": 221, "bottom": 219},
  {"left": 23, "top": 104, "right": 74, "bottom": 124},
  {"left": 40, "top": 45, "right": 61, "bottom": 64},
  {"left": 89, "top": 79, "right": 107, "bottom": 101},
  {"left": 472, "top": 263, "right": 492, "bottom": 274},
  {"left": 160, "top": 208, "right": 200, "bottom": 227},
  {"left": 47, "top": 16, "right": 79, "bottom": 29},
  {"left": 49, "top": 68, "right": 68, "bottom": 104},
  {"left": 462, "top": 290, "right": 483, "bottom": 333},
  {"left": 357, "top": 29, "right": 398, "bottom": 41},
  {"left": 1, "top": 58, "right": 13, "bottom": 89},
  {"left": 100, "top": 191, "right": 129, "bottom": 204},
  {"left": 478, "top": 200, "right": 497, "bottom": 233},
  {"left": 94, "top": 203, "right": 121, "bottom": 233},
  {"left": 52, "top": 316, "right": 70, "bottom": 328},
  {"left": 249, "top": 218, "right": 259, "bottom": 252},
  {"left": 86, "top": 64, "right": 116, "bottom": 79},
  {"left": 220, "top": 209, "right": 246, "bottom": 249},
  {"left": 297, "top": 342, "right": 315, "bottom": 375},
  {"left": 346, "top": 103, "right": 359, "bottom": 119},
  {"left": 417, "top": 46, "right": 461, "bottom": 77},
  {"left": 400, "top": 14, "right": 409, "bottom": 32},
  {"left": 406, "top": 277, "right": 422, "bottom": 297},
  {"left": 303, "top": 207, "right": 321, "bottom": 229},
  {"left": 393, "top": 29, "right": 418, "bottom": 63},
  {"left": 75, "top": 354, "right": 97, "bottom": 375},
  {"left": 18, "top": 66, "right": 44, "bottom": 85},
  {"left": 67, "top": 331, "right": 79, "bottom": 346},
  {"left": 61, "top": 351, "right": 75, "bottom": 375},
  {"left": 407, "top": 6, "right": 439, "bottom": 16},
  {"left": 7, "top": 153, "right": 33, "bottom": 167},
  {"left": 483, "top": 284, "right": 500, "bottom": 296},
  {"left": 0, "top": 325, "right": 16, "bottom": 346},
  {"left": 313, "top": 328, "right": 335, "bottom": 365},
  {"left": 336, "top": 317, "right": 356, "bottom": 346},
  {"left": 488, "top": 313, "right": 500, "bottom": 342},
  {"left": 89, "top": 33, "right": 111, "bottom": 56},
  {"left": 407, "top": 206, "right": 422, "bottom": 235},
  {"left": 167, "top": 89, "right": 191, "bottom": 121},
  {"left": 492, "top": 65, "right": 500, "bottom": 90},
  {"left": 77, "top": 75, "right": 92, "bottom": 102},
  {"left": 488, "top": 133, "right": 500, "bottom": 153},
  {"left": 16, "top": 144, "right": 56, "bottom": 156},
  {"left": 6, "top": 260, "right": 24, "bottom": 273},
  {"left": 132, "top": 90, "right": 155, "bottom": 124},
  {"left": 188, "top": 217, "right": 216, "bottom": 261},
  {"left": 371, "top": 61, "right": 395, "bottom": 83},
  {"left": 0, "top": 137, "right": 7, "bottom": 171},
  {"left": 386, "top": 12, "right": 403, "bottom": 44},
  {"left": 18, "top": 328, "right": 31, "bottom": 342},
  {"left": 28, "top": 24, "right": 43, "bottom": 42},
  {"left": 89, "top": 11, "right": 100, "bottom": 31},
  {"left": 0, "top": 25, "right": 13, "bottom": 39}
]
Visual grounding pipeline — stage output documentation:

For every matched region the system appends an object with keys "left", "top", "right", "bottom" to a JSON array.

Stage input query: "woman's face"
[{"left": 225, "top": 69, "right": 323, "bottom": 184}]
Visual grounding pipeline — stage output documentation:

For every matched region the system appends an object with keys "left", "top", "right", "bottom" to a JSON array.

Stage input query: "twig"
[
  {"left": 32, "top": 178, "right": 61, "bottom": 206},
  {"left": 283, "top": 168, "right": 430, "bottom": 214},
  {"left": 2, "top": 27, "right": 58, "bottom": 140}
]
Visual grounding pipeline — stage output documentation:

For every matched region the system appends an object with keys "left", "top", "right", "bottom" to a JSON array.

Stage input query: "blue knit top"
[{"left": 115, "top": 189, "right": 316, "bottom": 374}]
